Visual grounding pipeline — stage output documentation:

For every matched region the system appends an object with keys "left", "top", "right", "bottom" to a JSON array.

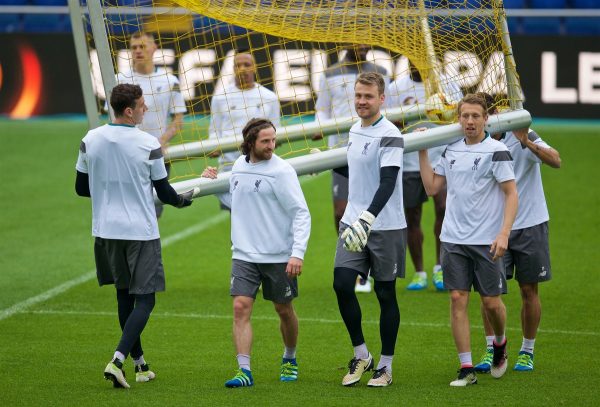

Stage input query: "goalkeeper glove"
[
  {"left": 176, "top": 189, "right": 194, "bottom": 208},
  {"left": 341, "top": 210, "right": 375, "bottom": 252}
]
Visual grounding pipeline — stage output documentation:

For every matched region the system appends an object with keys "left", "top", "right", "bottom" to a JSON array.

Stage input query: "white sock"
[
  {"left": 377, "top": 355, "right": 393, "bottom": 375},
  {"left": 236, "top": 354, "right": 251, "bottom": 371},
  {"left": 458, "top": 352, "right": 473, "bottom": 367},
  {"left": 521, "top": 337, "right": 535, "bottom": 354},
  {"left": 283, "top": 346, "right": 296, "bottom": 360},
  {"left": 415, "top": 271, "right": 427, "bottom": 279},
  {"left": 433, "top": 264, "right": 442, "bottom": 273},
  {"left": 485, "top": 335, "right": 495, "bottom": 349},
  {"left": 133, "top": 355, "right": 146, "bottom": 367},
  {"left": 354, "top": 343, "right": 370, "bottom": 360},
  {"left": 113, "top": 351, "right": 125, "bottom": 363}
]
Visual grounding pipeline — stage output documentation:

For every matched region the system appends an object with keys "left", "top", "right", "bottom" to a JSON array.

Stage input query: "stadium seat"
[
  {"left": 193, "top": 16, "right": 247, "bottom": 36},
  {"left": 447, "top": 0, "right": 492, "bottom": 8},
  {"left": 572, "top": 0, "right": 600, "bottom": 8},
  {"left": 31, "top": 0, "right": 67, "bottom": 5},
  {"left": 0, "top": 13, "right": 21, "bottom": 33},
  {"left": 530, "top": 0, "right": 567, "bottom": 8},
  {"left": 503, "top": 0, "right": 527, "bottom": 8},
  {"left": 565, "top": 17, "right": 600, "bottom": 35},
  {"left": 22, "top": 14, "right": 68, "bottom": 32},
  {"left": 507, "top": 16, "right": 522, "bottom": 35},
  {"left": 522, "top": 17, "right": 563, "bottom": 35},
  {"left": 0, "top": 0, "right": 29, "bottom": 5}
]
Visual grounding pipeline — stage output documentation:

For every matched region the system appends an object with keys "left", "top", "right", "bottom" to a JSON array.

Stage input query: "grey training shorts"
[
  {"left": 505, "top": 222, "right": 552, "bottom": 284},
  {"left": 230, "top": 259, "right": 298, "bottom": 303},
  {"left": 334, "top": 223, "right": 407, "bottom": 281},
  {"left": 332, "top": 171, "right": 349, "bottom": 201},
  {"left": 94, "top": 237, "right": 165, "bottom": 294},
  {"left": 402, "top": 171, "right": 428, "bottom": 209},
  {"left": 440, "top": 242, "right": 506, "bottom": 296}
]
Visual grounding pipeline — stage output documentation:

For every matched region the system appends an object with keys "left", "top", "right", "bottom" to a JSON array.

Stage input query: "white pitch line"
[
  {"left": 24, "top": 309, "right": 600, "bottom": 337},
  {"left": 0, "top": 173, "right": 323, "bottom": 322},
  {"left": 0, "top": 212, "right": 229, "bottom": 322}
]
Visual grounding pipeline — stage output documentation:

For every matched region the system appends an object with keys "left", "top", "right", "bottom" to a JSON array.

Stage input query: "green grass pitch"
[{"left": 0, "top": 118, "right": 599, "bottom": 406}]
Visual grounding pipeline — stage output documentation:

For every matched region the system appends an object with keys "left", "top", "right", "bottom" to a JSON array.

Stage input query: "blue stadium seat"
[
  {"left": 31, "top": 0, "right": 67, "bottom": 5},
  {"left": 0, "top": 13, "right": 21, "bottom": 32},
  {"left": 193, "top": 16, "right": 247, "bottom": 36},
  {"left": 0, "top": 0, "right": 29, "bottom": 5},
  {"left": 507, "top": 16, "right": 522, "bottom": 35},
  {"left": 565, "top": 17, "right": 600, "bottom": 35},
  {"left": 572, "top": 0, "right": 600, "bottom": 8},
  {"left": 522, "top": 17, "right": 562, "bottom": 35},
  {"left": 447, "top": 0, "right": 492, "bottom": 8},
  {"left": 22, "top": 14, "right": 68, "bottom": 32},
  {"left": 530, "top": 0, "right": 567, "bottom": 8},
  {"left": 106, "top": 15, "right": 140, "bottom": 36},
  {"left": 503, "top": 0, "right": 527, "bottom": 8}
]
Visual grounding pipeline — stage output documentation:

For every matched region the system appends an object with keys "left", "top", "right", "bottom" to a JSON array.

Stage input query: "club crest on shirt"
[
  {"left": 362, "top": 142, "right": 371, "bottom": 155},
  {"left": 348, "top": 141, "right": 353, "bottom": 150},
  {"left": 472, "top": 157, "right": 481, "bottom": 171},
  {"left": 450, "top": 159, "right": 456, "bottom": 169},
  {"left": 254, "top": 179, "right": 262, "bottom": 192},
  {"left": 232, "top": 180, "right": 239, "bottom": 191}
]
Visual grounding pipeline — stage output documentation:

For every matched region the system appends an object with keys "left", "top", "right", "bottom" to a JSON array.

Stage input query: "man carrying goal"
[
  {"left": 333, "top": 72, "right": 406, "bottom": 388},
  {"left": 76, "top": 84, "right": 194, "bottom": 389},
  {"left": 418, "top": 93, "right": 518, "bottom": 386},
  {"left": 202, "top": 118, "right": 310, "bottom": 388},
  {"left": 473, "top": 92, "right": 561, "bottom": 374}
]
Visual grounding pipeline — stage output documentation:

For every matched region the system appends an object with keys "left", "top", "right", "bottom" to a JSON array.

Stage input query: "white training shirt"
[
  {"left": 229, "top": 154, "right": 311, "bottom": 263},
  {"left": 209, "top": 83, "right": 280, "bottom": 171},
  {"left": 435, "top": 135, "right": 515, "bottom": 245},
  {"left": 499, "top": 129, "right": 551, "bottom": 230},
  {"left": 387, "top": 74, "right": 463, "bottom": 171},
  {"left": 342, "top": 115, "right": 407, "bottom": 231},
  {"left": 116, "top": 69, "right": 186, "bottom": 139},
  {"left": 76, "top": 124, "right": 168, "bottom": 240},
  {"left": 315, "top": 61, "right": 390, "bottom": 149}
]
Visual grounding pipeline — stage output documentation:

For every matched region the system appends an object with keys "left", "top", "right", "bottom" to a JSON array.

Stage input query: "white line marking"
[
  {"left": 23, "top": 309, "right": 600, "bottom": 337},
  {"left": 0, "top": 212, "right": 229, "bottom": 322},
  {"left": 0, "top": 173, "right": 323, "bottom": 322}
]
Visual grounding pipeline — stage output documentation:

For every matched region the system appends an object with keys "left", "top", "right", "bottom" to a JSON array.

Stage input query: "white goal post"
[{"left": 163, "top": 108, "right": 531, "bottom": 201}]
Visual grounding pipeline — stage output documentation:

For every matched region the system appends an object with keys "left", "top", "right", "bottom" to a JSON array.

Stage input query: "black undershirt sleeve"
[
  {"left": 75, "top": 171, "right": 91, "bottom": 197},
  {"left": 332, "top": 165, "right": 349, "bottom": 178},
  {"left": 152, "top": 177, "right": 182, "bottom": 207},
  {"left": 366, "top": 166, "right": 400, "bottom": 217}
]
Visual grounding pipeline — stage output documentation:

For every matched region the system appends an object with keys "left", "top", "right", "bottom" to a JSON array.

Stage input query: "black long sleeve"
[
  {"left": 75, "top": 171, "right": 91, "bottom": 197},
  {"left": 152, "top": 177, "right": 182, "bottom": 207},
  {"left": 366, "top": 166, "right": 400, "bottom": 217}
]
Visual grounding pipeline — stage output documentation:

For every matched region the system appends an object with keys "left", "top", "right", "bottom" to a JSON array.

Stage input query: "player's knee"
[
  {"left": 274, "top": 302, "right": 294, "bottom": 319},
  {"left": 481, "top": 296, "right": 504, "bottom": 314},
  {"left": 135, "top": 293, "right": 156, "bottom": 313},
  {"left": 450, "top": 290, "right": 468, "bottom": 304},
  {"left": 519, "top": 283, "right": 538, "bottom": 301},
  {"left": 374, "top": 280, "right": 397, "bottom": 304},
  {"left": 333, "top": 267, "right": 357, "bottom": 297},
  {"left": 232, "top": 297, "right": 252, "bottom": 318}
]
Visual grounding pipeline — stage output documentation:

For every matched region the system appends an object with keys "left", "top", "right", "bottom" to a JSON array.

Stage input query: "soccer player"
[
  {"left": 473, "top": 92, "right": 561, "bottom": 373},
  {"left": 333, "top": 72, "right": 406, "bottom": 388},
  {"left": 387, "top": 61, "right": 462, "bottom": 291},
  {"left": 75, "top": 84, "right": 194, "bottom": 389},
  {"left": 418, "top": 93, "right": 518, "bottom": 386},
  {"left": 202, "top": 118, "right": 310, "bottom": 388},
  {"left": 116, "top": 31, "right": 187, "bottom": 218},
  {"left": 207, "top": 49, "right": 281, "bottom": 210},
  {"left": 315, "top": 44, "right": 390, "bottom": 293}
]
